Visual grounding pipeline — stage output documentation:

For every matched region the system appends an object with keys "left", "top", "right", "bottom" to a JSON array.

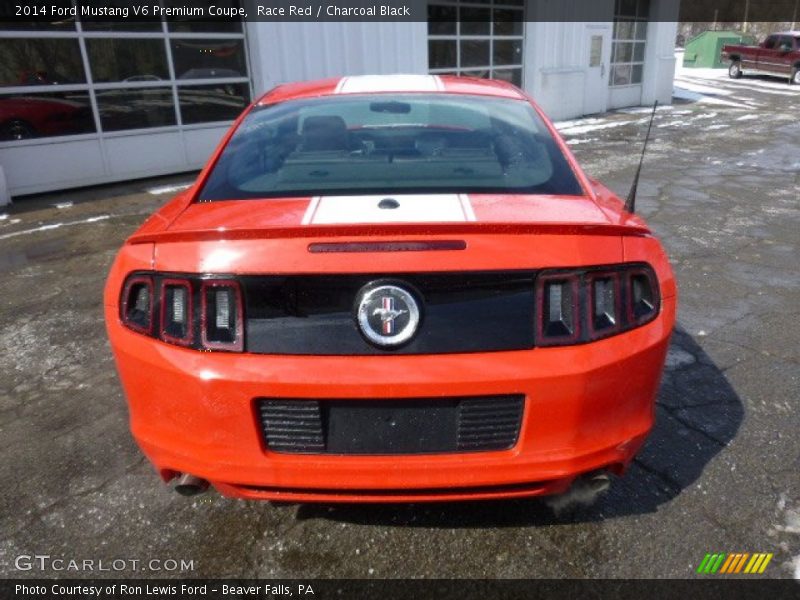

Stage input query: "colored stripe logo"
[{"left": 696, "top": 552, "right": 773, "bottom": 574}]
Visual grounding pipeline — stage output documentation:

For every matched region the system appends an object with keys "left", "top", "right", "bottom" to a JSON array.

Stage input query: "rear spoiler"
[{"left": 128, "top": 221, "right": 650, "bottom": 245}]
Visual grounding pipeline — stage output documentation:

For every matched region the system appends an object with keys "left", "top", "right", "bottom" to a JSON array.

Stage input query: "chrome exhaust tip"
[
  {"left": 174, "top": 474, "right": 209, "bottom": 496},
  {"left": 583, "top": 470, "right": 611, "bottom": 494},
  {"left": 544, "top": 470, "right": 612, "bottom": 514}
]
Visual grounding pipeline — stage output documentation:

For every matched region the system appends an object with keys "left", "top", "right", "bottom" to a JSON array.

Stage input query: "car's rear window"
[{"left": 198, "top": 94, "right": 584, "bottom": 200}]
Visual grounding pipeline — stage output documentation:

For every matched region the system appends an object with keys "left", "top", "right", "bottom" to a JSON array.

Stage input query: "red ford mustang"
[{"left": 105, "top": 74, "right": 676, "bottom": 503}]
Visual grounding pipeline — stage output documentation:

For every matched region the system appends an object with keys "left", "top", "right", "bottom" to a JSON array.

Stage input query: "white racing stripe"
[
  {"left": 335, "top": 74, "right": 442, "bottom": 94},
  {"left": 458, "top": 194, "right": 476, "bottom": 221},
  {"left": 303, "top": 194, "right": 475, "bottom": 225},
  {"left": 301, "top": 196, "right": 322, "bottom": 225}
]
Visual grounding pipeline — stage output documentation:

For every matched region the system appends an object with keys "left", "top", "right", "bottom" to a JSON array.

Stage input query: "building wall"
[
  {"left": 523, "top": 20, "right": 598, "bottom": 121},
  {"left": 246, "top": 21, "right": 428, "bottom": 95},
  {"left": 641, "top": 2, "right": 680, "bottom": 107}
]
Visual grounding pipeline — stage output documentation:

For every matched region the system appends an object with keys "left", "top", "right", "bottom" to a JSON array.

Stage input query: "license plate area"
[
  {"left": 257, "top": 395, "right": 524, "bottom": 455},
  {"left": 325, "top": 399, "right": 459, "bottom": 455}
]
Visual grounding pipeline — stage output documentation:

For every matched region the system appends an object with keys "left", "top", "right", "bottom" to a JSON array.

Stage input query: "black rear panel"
[
  {"left": 257, "top": 395, "right": 524, "bottom": 455},
  {"left": 242, "top": 272, "right": 535, "bottom": 355}
]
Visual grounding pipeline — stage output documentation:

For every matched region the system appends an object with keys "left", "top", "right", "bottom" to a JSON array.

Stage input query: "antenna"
[{"left": 625, "top": 100, "right": 658, "bottom": 214}]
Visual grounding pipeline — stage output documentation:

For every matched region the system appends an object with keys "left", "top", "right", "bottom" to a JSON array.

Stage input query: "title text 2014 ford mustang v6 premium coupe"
[{"left": 105, "top": 75, "right": 675, "bottom": 502}]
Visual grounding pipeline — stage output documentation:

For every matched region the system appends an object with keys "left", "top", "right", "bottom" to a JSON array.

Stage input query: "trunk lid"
[{"left": 131, "top": 193, "right": 648, "bottom": 245}]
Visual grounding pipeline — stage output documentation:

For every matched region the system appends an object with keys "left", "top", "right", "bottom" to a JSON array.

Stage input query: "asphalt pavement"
[{"left": 0, "top": 69, "right": 798, "bottom": 579}]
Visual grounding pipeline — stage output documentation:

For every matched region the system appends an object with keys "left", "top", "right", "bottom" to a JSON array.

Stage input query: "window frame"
[
  {"left": 610, "top": 0, "right": 649, "bottom": 88},
  {"left": 427, "top": 0, "right": 525, "bottom": 88}
]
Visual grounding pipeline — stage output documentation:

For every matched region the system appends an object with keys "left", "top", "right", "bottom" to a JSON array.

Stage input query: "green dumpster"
[{"left": 682, "top": 30, "right": 757, "bottom": 68}]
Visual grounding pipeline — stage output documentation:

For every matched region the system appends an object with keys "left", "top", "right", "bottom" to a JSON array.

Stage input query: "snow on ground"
[
  {"left": 0, "top": 215, "right": 111, "bottom": 242},
  {"left": 658, "top": 111, "right": 720, "bottom": 129},
  {"left": 672, "top": 86, "right": 747, "bottom": 108},
  {"left": 146, "top": 182, "right": 193, "bottom": 195},
  {"left": 555, "top": 117, "right": 635, "bottom": 135},
  {"left": 614, "top": 104, "right": 678, "bottom": 115},
  {"left": 564, "top": 137, "right": 599, "bottom": 145}
]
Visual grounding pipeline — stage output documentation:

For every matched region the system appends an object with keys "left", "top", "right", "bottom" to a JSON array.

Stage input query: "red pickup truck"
[{"left": 721, "top": 31, "right": 800, "bottom": 84}]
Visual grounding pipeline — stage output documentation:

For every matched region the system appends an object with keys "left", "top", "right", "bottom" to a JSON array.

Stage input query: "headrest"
[{"left": 300, "top": 115, "right": 348, "bottom": 151}]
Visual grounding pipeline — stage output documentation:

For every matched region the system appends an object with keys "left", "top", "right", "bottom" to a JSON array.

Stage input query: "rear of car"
[{"left": 105, "top": 75, "right": 675, "bottom": 502}]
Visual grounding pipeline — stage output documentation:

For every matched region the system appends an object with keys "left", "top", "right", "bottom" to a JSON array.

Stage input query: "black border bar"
[
  {"left": 2, "top": 1, "right": 800, "bottom": 23},
  {"left": 4, "top": 578, "right": 800, "bottom": 600}
]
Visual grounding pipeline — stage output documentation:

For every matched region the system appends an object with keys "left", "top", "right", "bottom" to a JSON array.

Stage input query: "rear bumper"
[
  {"left": 107, "top": 296, "right": 674, "bottom": 502},
  {"left": 215, "top": 478, "right": 577, "bottom": 503}
]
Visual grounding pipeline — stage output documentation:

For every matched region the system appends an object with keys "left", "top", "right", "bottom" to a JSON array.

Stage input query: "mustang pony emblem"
[
  {"left": 355, "top": 283, "right": 421, "bottom": 347},
  {"left": 373, "top": 297, "right": 408, "bottom": 335}
]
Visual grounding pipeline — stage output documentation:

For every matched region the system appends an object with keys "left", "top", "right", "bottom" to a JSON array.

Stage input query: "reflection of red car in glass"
[
  {"left": 0, "top": 95, "right": 92, "bottom": 140},
  {"left": 105, "top": 75, "right": 676, "bottom": 503}
]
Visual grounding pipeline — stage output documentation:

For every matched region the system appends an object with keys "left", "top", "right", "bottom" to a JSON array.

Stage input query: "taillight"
[
  {"left": 535, "top": 264, "right": 659, "bottom": 346},
  {"left": 201, "top": 280, "right": 244, "bottom": 352},
  {"left": 160, "top": 279, "right": 193, "bottom": 346},
  {"left": 120, "top": 275, "right": 154, "bottom": 334},
  {"left": 119, "top": 273, "right": 244, "bottom": 352},
  {"left": 588, "top": 271, "right": 622, "bottom": 338},
  {"left": 536, "top": 273, "right": 580, "bottom": 346},
  {"left": 627, "top": 267, "right": 658, "bottom": 325}
]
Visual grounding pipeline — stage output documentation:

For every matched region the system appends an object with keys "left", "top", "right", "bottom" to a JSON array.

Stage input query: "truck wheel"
[
  {"left": 791, "top": 67, "right": 800, "bottom": 85},
  {"left": 728, "top": 61, "right": 742, "bottom": 79}
]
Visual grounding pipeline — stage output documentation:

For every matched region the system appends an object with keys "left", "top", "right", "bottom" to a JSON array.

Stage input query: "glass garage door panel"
[
  {"left": 95, "top": 88, "right": 177, "bottom": 132},
  {"left": 0, "top": 92, "right": 95, "bottom": 141},
  {"left": 461, "top": 40, "right": 490, "bottom": 68},
  {"left": 178, "top": 83, "right": 251, "bottom": 125},
  {"left": 0, "top": 38, "right": 86, "bottom": 86},
  {"left": 171, "top": 38, "right": 247, "bottom": 80},
  {"left": 493, "top": 40, "right": 523, "bottom": 65},
  {"left": 493, "top": 8, "right": 524, "bottom": 36},
  {"left": 86, "top": 38, "right": 169, "bottom": 83},
  {"left": 427, "top": 0, "right": 524, "bottom": 88},
  {"left": 429, "top": 40, "right": 457, "bottom": 70}
]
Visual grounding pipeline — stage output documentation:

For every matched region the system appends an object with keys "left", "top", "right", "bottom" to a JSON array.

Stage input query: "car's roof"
[
  {"left": 257, "top": 74, "right": 527, "bottom": 105},
  {"left": 772, "top": 30, "right": 800, "bottom": 36}
]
